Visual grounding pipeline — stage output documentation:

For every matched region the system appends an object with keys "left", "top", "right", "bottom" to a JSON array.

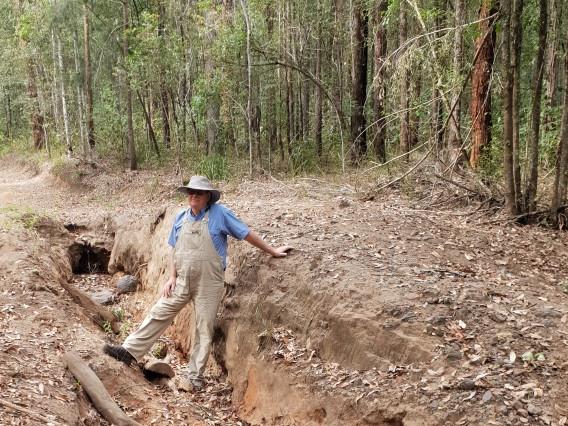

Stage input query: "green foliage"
[
  {"left": 151, "top": 342, "right": 167, "bottom": 359},
  {"left": 289, "top": 142, "right": 318, "bottom": 176},
  {"left": 196, "top": 154, "right": 228, "bottom": 180},
  {"left": 477, "top": 139, "right": 503, "bottom": 181},
  {"left": 120, "top": 320, "right": 133, "bottom": 338},
  {"left": 0, "top": 205, "right": 43, "bottom": 232},
  {"left": 112, "top": 307, "right": 125, "bottom": 322},
  {"left": 101, "top": 321, "right": 113, "bottom": 335},
  {"left": 540, "top": 105, "right": 562, "bottom": 168},
  {"left": 50, "top": 157, "right": 84, "bottom": 187}
]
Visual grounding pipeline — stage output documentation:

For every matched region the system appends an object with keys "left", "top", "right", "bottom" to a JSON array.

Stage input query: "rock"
[
  {"left": 90, "top": 289, "right": 115, "bottom": 305},
  {"left": 488, "top": 312, "right": 507, "bottom": 323},
  {"left": 458, "top": 379, "right": 476, "bottom": 390},
  {"left": 117, "top": 275, "right": 139, "bottom": 294},
  {"left": 143, "top": 359, "right": 175, "bottom": 378},
  {"left": 445, "top": 344, "right": 463, "bottom": 361},
  {"left": 427, "top": 315, "right": 448, "bottom": 326},
  {"left": 535, "top": 307, "right": 562, "bottom": 318},
  {"left": 336, "top": 197, "right": 350, "bottom": 208},
  {"left": 482, "top": 390, "right": 492, "bottom": 403},
  {"left": 527, "top": 404, "right": 541, "bottom": 416}
]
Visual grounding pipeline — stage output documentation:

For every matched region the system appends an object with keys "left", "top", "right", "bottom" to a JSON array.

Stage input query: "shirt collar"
[{"left": 188, "top": 206, "right": 209, "bottom": 220}]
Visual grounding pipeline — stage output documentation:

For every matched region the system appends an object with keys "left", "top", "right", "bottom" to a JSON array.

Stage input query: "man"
[{"left": 104, "top": 176, "right": 291, "bottom": 389}]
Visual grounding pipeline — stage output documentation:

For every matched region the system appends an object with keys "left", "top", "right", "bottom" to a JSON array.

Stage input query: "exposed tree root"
[{"left": 62, "top": 352, "right": 142, "bottom": 426}]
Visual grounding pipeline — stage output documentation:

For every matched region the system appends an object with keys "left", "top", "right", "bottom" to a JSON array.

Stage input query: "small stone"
[
  {"left": 488, "top": 312, "right": 507, "bottom": 323},
  {"left": 527, "top": 404, "right": 541, "bottom": 416},
  {"left": 535, "top": 307, "right": 562, "bottom": 319},
  {"left": 117, "top": 275, "right": 139, "bottom": 294},
  {"left": 445, "top": 346, "right": 463, "bottom": 361},
  {"left": 428, "top": 315, "right": 448, "bottom": 326},
  {"left": 90, "top": 289, "right": 115, "bottom": 305},
  {"left": 458, "top": 379, "right": 476, "bottom": 390},
  {"left": 517, "top": 409, "right": 529, "bottom": 417},
  {"left": 337, "top": 197, "right": 350, "bottom": 208},
  {"left": 482, "top": 390, "right": 492, "bottom": 403}
]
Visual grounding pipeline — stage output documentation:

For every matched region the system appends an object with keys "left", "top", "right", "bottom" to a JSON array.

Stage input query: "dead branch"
[
  {"left": 433, "top": 173, "right": 485, "bottom": 197},
  {"left": 0, "top": 397, "right": 62, "bottom": 424},
  {"left": 60, "top": 280, "right": 120, "bottom": 333},
  {"left": 63, "top": 352, "right": 142, "bottom": 426}
]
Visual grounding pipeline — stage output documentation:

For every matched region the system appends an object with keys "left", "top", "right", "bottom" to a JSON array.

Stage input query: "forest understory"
[{"left": 1, "top": 157, "right": 568, "bottom": 426}]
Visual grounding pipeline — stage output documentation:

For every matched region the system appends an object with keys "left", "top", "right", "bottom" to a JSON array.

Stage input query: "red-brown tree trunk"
[{"left": 470, "top": 0, "right": 497, "bottom": 168}]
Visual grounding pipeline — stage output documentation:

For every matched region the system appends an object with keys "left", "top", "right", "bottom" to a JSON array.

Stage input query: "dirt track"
[{"left": 1, "top": 158, "right": 568, "bottom": 425}]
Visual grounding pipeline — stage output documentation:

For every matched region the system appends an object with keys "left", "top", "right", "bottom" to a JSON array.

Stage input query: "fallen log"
[
  {"left": 60, "top": 280, "right": 120, "bottom": 333},
  {"left": 62, "top": 352, "right": 141, "bottom": 426}
]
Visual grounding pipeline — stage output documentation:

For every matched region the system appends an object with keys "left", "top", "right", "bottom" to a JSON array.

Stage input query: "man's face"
[{"left": 187, "top": 189, "right": 210, "bottom": 212}]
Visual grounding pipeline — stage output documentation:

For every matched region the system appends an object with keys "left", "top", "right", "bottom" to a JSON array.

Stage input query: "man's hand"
[
  {"left": 162, "top": 277, "right": 176, "bottom": 298},
  {"left": 271, "top": 246, "right": 293, "bottom": 258}
]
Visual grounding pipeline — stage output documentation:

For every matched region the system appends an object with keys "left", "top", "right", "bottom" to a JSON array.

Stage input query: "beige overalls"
[{"left": 123, "top": 210, "right": 225, "bottom": 381}]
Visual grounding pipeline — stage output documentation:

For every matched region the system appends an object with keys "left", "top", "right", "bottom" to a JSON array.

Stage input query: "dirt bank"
[{"left": 1, "top": 159, "right": 568, "bottom": 425}]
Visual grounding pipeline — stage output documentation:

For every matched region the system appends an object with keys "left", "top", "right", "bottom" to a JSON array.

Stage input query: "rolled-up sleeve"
[
  {"left": 222, "top": 206, "right": 250, "bottom": 240},
  {"left": 167, "top": 210, "right": 186, "bottom": 247}
]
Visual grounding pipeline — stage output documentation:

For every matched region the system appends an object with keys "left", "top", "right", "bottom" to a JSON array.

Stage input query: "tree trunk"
[
  {"left": 6, "top": 92, "right": 12, "bottom": 139},
  {"left": 550, "top": 47, "right": 568, "bottom": 225},
  {"left": 544, "top": 0, "right": 561, "bottom": 109},
  {"left": 73, "top": 33, "right": 87, "bottom": 157},
  {"left": 205, "top": 10, "right": 220, "bottom": 155},
  {"left": 350, "top": 0, "right": 368, "bottom": 165},
  {"left": 240, "top": 0, "right": 254, "bottom": 174},
  {"left": 523, "top": 0, "right": 547, "bottom": 213},
  {"left": 315, "top": 1, "right": 323, "bottom": 159},
  {"left": 372, "top": 0, "right": 388, "bottom": 163},
  {"left": 431, "top": 0, "right": 444, "bottom": 155},
  {"left": 285, "top": 2, "right": 294, "bottom": 158},
  {"left": 501, "top": 0, "right": 517, "bottom": 215},
  {"left": 448, "top": 0, "right": 465, "bottom": 158},
  {"left": 122, "top": 0, "right": 136, "bottom": 170},
  {"left": 50, "top": 31, "right": 61, "bottom": 136},
  {"left": 160, "top": 88, "right": 171, "bottom": 148},
  {"left": 83, "top": 1, "right": 95, "bottom": 152},
  {"left": 399, "top": 1, "right": 410, "bottom": 160},
  {"left": 470, "top": 0, "right": 497, "bottom": 168},
  {"left": 158, "top": 3, "right": 171, "bottom": 150},
  {"left": 277, "top": 4, "right": 285, "bottom": 163},
  {"left": 511, "top": 0, "right": 524, "bottom": 209},
  {"left": 56, "top": 36, "right": 72, "bottom": 157},
  {"left": 409, "top": 73, "right": 421, "bottom": 148},
  {"left": 179, "top": 23, "right": 188, "bottom": 145},
  {"left": 136, "top": 90, "right": 160, "bottom": 157},
  {"left": 27, "top": 61, "right": 46, "bottom": 150}
]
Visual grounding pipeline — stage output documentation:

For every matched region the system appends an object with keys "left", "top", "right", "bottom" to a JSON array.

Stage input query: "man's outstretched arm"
[{"left": 244, "top": 231, "right": 292, "bottom": 258}]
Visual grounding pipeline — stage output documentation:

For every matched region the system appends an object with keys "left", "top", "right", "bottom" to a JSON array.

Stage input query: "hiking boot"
[{"left": 103, "top": 344, "right": 135, "bottom": 365}]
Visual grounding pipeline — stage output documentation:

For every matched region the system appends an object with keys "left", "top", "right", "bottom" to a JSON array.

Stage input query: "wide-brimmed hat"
[{"left": 177, "top": 175, "right": 221, "bottom": 204}]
